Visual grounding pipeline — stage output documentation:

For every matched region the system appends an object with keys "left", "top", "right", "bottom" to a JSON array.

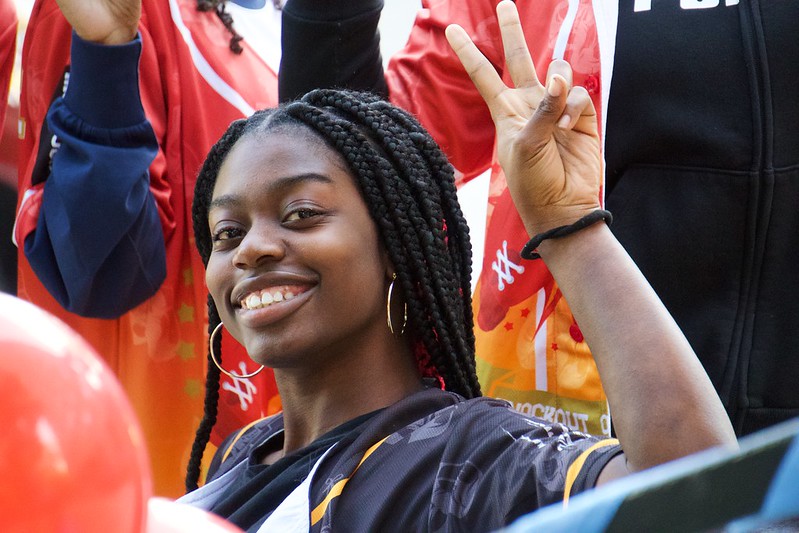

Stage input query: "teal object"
[{"left": 503, "top": 418, "right": 799, "bottom": 533}]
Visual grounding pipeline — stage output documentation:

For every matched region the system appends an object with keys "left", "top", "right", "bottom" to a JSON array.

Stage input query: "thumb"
[
  {"left": 517, "top": 74, "right": 568, "bottom": 151},
  {"left": 533, "top": 74, "right": 569, "bottom": 128}
]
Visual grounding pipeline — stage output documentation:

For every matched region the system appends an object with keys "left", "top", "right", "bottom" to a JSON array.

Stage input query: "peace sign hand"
[{"left": 445, "top": 0, "right": 601, "bottom": 237}]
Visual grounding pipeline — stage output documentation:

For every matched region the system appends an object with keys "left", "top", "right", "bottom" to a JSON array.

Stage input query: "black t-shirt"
[{"left": 203, "top": 388, "right": 621, "bottom": 532}]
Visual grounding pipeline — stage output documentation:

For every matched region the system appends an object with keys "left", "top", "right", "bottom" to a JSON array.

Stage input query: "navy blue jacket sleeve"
[
  {"left": 23, "top": 33, "right": 165, "bottom": 319},
  {"left": 279, "top": 0, "right": 387, "bottom": 102}
]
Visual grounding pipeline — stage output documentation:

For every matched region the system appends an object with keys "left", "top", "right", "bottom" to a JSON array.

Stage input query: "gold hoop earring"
[
  {"left": 386, "top": 273, "right": 408, "bottom": 336},
  {"left": 209, "top": 322, "right": 264, "bottom": 379}
]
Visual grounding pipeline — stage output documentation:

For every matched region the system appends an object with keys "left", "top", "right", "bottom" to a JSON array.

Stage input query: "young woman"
[{"left": 180, "top": 2, "right": 735, "bottom": 530}]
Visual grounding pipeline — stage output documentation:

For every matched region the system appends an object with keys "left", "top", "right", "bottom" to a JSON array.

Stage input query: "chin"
[{"left": 243, "top": 342, "right": 292, "bottom": 369}]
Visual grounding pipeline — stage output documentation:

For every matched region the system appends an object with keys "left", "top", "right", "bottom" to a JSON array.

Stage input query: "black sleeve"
[{"left": 279, "top": 0, "right": 388, "bottom": 102}]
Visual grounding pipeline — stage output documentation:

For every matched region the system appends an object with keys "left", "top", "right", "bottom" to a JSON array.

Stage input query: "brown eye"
[
  {"left": 284, "top": 208, "right": 322, "bottom": 223},
  {"left": 212, "top": 226, "right": 244, "bottom": 243}
]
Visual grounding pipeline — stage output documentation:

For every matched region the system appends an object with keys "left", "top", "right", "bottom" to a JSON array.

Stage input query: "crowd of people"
[{"left": 1, "top": 0, "right": 797, "bottom": 530}]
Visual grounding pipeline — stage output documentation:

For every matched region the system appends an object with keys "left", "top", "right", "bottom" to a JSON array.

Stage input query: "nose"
[{"left": 232, "top": 223, "right": 286, "bottom": 269}]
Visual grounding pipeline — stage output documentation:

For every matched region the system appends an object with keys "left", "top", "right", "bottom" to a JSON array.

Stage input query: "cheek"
[
  {"left": 204, "top": 257, "right": 229, "bottom": 315},
  {"left": 324, "top": 229, "right": 385, "bottom": 300}
]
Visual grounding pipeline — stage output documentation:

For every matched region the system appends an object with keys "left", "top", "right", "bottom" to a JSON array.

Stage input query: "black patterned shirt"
[{"left": 200, "top": 387, "right": 621, "bottom": 532}]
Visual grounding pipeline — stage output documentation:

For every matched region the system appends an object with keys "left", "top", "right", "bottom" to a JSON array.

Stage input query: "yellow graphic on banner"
[{"left": 473, "top": 279, "right": 610, "bottom": 436}]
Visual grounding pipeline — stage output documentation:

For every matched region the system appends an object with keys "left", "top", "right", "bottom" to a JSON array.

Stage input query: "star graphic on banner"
[
  {"left": 178, "top": 304, "right": 194, "bottom": 323},
  {"left": 551, "top": 343, "right": 559, "bottom": 352},
  {"left": 184, "top": 379, "right": 201, "bottom": 398},
  {"left": 520, "top": 308, "right": 530, "bottom": 318},
  {"left": 504, "top": 322, "right": 514, "bottom": 331},
  {"left": 177, "top": 342, "right": 195, "bottom": 361},
  {"left": 183, "top": 268, "right": 193, "bottom": 285}
]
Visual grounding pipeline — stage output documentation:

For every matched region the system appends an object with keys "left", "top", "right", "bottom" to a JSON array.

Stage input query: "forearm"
[
  {"left": 445, "top": 0, "right": 735, "bottom": 481},
  {"left": 24, "top": 32, "right": 165, "bottom": 318},
  {"left": 279, "top": 0, "right": 387, "bottom": 102},
  {"left": 538, "top": 224, "right": 737, "bottom": 470}
]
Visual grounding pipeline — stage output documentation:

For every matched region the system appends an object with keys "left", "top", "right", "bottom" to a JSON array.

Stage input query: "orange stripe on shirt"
[
  {"left": 310, "top": 436, "right": 389, "bottom": 525},
  {"left": 563, "top": 438, "right": 620, "bottom": 507}
]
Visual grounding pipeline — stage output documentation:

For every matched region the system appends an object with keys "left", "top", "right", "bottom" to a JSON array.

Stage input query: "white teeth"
[
  {"left": 242, "top": 288, "right": 300, "bottom": 310},
  {"left": 246, "top": 294, "right": 261, "bottom": 309}
]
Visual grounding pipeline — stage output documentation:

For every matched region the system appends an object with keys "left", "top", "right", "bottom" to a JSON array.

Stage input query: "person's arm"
[
  {"left": 279, "top": 0, "right": 387, "bottom": 102},
  {"left": 280, "top": 0, "right": 498, "bottom": 183},
  {"left": 19, "top": 0, "right": 165, "bottom": 318},
  {"left": 447, "top": 0, "right": 737, "bottom": 480}
]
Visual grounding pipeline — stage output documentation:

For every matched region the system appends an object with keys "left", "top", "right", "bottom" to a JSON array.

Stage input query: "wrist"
[
  {"left": 65, "top": 31, "right": 146, "bottom": 128},
  {"left": 519, "top": 204, "right": 601, "bottom": 238},
  {"left": 535, "top": 219, "right": 611, "bottom": 260},
  {"left": 95, "top": 27, "right": 138, "bottom": 46},
  {"left": 521, "top": 209, "right": 613, "bottom": 260}
]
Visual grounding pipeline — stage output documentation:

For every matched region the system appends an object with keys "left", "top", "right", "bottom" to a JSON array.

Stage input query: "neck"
[{"left": 273, "top": 335, "right": 424, "bottom": 455}]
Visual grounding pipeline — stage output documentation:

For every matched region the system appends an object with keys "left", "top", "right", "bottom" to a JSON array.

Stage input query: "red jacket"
[
  {"left": 16, "top": 0, "right": 282, "bottom": 496},
  {"left": 0, "top": 0, "right": 15, "bottom": 132}
]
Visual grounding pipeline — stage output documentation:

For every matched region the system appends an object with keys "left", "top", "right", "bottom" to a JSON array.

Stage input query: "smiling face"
[{"left": 205, "top": 127, "right": 391, "bottom": 369}]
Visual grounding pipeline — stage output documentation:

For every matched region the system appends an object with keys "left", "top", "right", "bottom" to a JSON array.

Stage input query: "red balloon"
[
  {"left": 146, "top": 497, "right": 245, "bottom": 532},
  {"left": 0, "top": 294, "right": 152, "bottom": 533}
]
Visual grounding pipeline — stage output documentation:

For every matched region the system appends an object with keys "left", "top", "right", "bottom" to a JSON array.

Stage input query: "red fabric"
[
  {"left": 0, "top": 0, "right": 15, "bottom": 131},
  {"left": 16, "top": 0, "right": 281, "bottom": 497},
  {"left": 385, "top": 0, "right": 610, "bottom": 436}
]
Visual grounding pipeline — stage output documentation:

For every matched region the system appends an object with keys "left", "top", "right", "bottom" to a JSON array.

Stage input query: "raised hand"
[
  {"left": 445, "top": 0, "right": 601, "bottom": 237},
  {"left": 448, "top": 1, "right": 738, "bottom": 474},
  {"left": 56, "top": 0, "right": 140, "bottom": 45}
]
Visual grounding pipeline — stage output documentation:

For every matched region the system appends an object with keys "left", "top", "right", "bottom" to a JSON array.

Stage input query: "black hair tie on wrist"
[{"left": 520, "top": 209, "right": 613, "bottom": 260}]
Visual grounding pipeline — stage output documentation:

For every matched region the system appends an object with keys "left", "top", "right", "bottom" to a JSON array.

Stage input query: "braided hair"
[
  {"left": 186, "top": 89, "right": 480, "bottom": 491},
  {"left": 196, "top": 0, "right": 283, "bottom": 54}
]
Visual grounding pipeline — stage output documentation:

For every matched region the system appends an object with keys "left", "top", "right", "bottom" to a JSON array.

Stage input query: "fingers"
[
  {"left": 543, "top": 60, "right": 594, "bottom": 130},
  {"left": 445, "top": 24, "right": 507, "bottom": 109},
  {"left": 558, "top": 85, "right": 595, "bottom": 130},
  {"left": 522, "top": 73, "right": 596, "bottom": 144},
  {"left": 545, "top": 59, "right": 573, "bottom": 91},
  {"left": 497, "top": 0, "right": 539, "bottom": 89},
  {"left": 519, "top": 74, "right": 569, "bottom": 143},
  {"left": 448, "top": 4, "right": 596, "bottom": 136}
]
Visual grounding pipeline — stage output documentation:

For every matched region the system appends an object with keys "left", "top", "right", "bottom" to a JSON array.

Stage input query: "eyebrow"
[{"left": 209, "top": 173, "right": 334, "bottom": 212}]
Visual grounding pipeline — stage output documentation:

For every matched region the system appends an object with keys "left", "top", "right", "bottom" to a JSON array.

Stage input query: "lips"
[{"left": 231, "top": 276, "right": 316, "bottom": 330}]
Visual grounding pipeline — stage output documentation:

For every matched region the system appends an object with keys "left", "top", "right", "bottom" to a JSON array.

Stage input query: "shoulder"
[
  {"left": 207, "top": 413, "right": 284, "bottom": 480},
  {"left": 449, "top": 396, "right": 617, "bottom": 460},
  {"left": 441, "top": 396, "right": 623, "bottom": 496},
  {"left": 436, "top": 397, "right": 622, "bottom": 524}
]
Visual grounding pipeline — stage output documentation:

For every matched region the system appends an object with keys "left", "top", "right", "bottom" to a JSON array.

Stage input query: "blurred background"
[{"left": 0, "top": 0, "right": 488, "bottom": 297}]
